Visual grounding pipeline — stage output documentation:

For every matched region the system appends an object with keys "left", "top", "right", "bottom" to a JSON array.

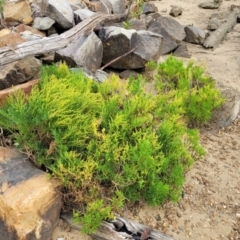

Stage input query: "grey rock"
[
  {"left": 129, "top": 18, "right": 148, "bottom": 30},
  {"left": 0, "top": 147, "right": 62, "bottom": 240},
  {"left": 70, "top": 67, "right": 108, "bottom": 83},
  {"left": 184, "top": 25, "right": 206, "bottom": 44},
  {"left": 161, "top": 8, "right": 168, "bottom": 13},
  {"left": 32, "top": 17, "right": 55, "bottom": 30},
  {"left": 207, "top": 17, "right": 220, "bottom": 30},
  {"left": 173, "top": 44, "right": 191, "bottom": 58},
  {"left": 169, "top": 6, "right": 183, "bottom": 17},
  {"left": 101, "top": 26, "right": 163, "bottom": 69},
  {"left": 55, "top": 32, "right": 103, "bottom": 72},
  {"left": 74, "top": 8, "right": 96, "bottom": 24},
  {"left": 148, "top": 16, "right": 186, "bottom": 54},
  {"left": 45, "top": 0, "right": 74, "bottom": 29},
  {"left": 119, "top": 70, "right": 140, "bottom": 79},
  {"left": 198, "top": 2, "right": 220, "bottom": 9},
  {"left": 142, "top": 3, "right": 158, "bottom": 15},
  {"left": 212, "top": 86, "right": 240, "bottom": 127},
  {"left": 107, "top": 0, "right": 125, "bottom": 14},
  {"left": 47, "top": 26, "right": 58, "bottom": 36},
  {"left": 94, "top": 69, "right": 109, "bottom": 83},
  {"left": 0, "top": 56, "right": 41, "bottom": 90}
]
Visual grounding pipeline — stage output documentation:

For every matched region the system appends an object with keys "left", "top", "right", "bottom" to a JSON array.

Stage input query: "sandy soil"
[{"left": 52, "top": 0, "right": 240, "bottom": 239}]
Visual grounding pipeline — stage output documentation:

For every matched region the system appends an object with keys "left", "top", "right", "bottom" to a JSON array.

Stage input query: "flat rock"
[
  {"left": 0, "top": 56, "right": 41, "bottom": 90},
  {"left": 148, "top": 16, "right": 186, "bottom": 54},
  {"left": 198, "top": 2, "right": 221, "bottom": 9},
  {"left": 184, "top": 25, "right": 206, "bottom": 44},
  {"left": 55, "top": 31, "right": 103, "bottom": 72},
  {"left": 3, "top": 1, "right": 32, "bottom": 23},
  {"left": 45, "top": 0, "right": 74, "bottom": 29},
  {"left": 0, "top": 146, "right": 62, "bottom": 240}
]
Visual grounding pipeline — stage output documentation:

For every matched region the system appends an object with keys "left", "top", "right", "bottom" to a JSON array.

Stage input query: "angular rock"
[
  {"left": 32, "top": 17, "right": 56, "bottom": 30},
  {"left": 15, "top": 24, "right": 46, "bottom": 37},
  {"left": 169, "top": 6, "right": 183, "bottom": 17},
  {"left": 101, "top": 27, "right": 163, "bottom": 69},
  {"left": 45, "top": 0, "right": 74, "bottom": 29},
  {"left": 0, "top": 32, "right": 26, "bottom": 48},
  {"left": 108, "top": 0, "right": 125, "bottom": 14},
  {"left": 173, "top": 44, "right": 191, "bottom": 58},
  {"left": 0, "top": 147, "right": 62, "bottom": 240},
  {"left": 0, "top": 56, "right": 41, "bottom": 90},
  {"left": 198, "top": 2, "right": 221, "bottom": 9},
  {"left": 55, "top": 31, "right": 103, "bottom": 72},
  {"left": 148, "top": 16, "right": 186, "bottom": 54},
  {"left": 74, "top": 8, "right": 96, "bottom": 23},
  {"left": 184, "top": 25, "right": 206, "bottom": 44},
  {"left": 3, "top": 1, "right": 32, "bottom": 23},
  {"left": 142, "top": 3, "right": 158, "bottom": 15}
]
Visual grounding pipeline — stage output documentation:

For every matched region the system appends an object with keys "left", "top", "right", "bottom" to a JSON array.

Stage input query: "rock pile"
[{"left": 0, "top": 0, "right": 232, "bottom": 91}]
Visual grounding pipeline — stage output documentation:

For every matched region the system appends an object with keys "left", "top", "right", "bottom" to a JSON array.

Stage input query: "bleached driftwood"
[
  {"left": 61, "top": 212, "right": 175, "bottom": 240},
  {"left": 0, "top": 12, "right": 128, "bottom": 66},
  {"left": 203, "top": 10, "right": 239, "bottom": 49}
]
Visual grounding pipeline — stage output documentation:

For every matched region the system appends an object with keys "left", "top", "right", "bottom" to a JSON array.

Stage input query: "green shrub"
[
  {"left": 0, "top": 57, "right": 224, "bottom": 233},
  {"left": 0, "top": 0, "right": 4, "bottom": 14},
  {"left": 147, "top": 56, "right": 224, "bottom": 125}
]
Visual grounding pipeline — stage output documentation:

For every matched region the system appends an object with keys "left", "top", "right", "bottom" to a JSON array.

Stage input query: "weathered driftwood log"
[
  {"left": 61, "top": 212, "right": 175, "bottom": 240},
  {"left": 0, "top": 12, "right": 128, "bottom": 66},
  {"left": 203, "top": 10, "right": 239, "bottom": 49}
]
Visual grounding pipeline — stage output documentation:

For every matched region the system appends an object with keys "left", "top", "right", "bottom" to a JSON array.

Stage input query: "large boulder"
[
  {"left": 0, "top": 56, "right": 41, "bottom": 90},
  {"left": 100, "top": 27, "right": 163, "bottom": 69},
  {"left": 148, "top": 16, "right": 186, "bottom": 54},
  {"left": 0, "top": 147, "right": 62, "bottom": 240},
  {"left": 45, "top": 0, "right": 74, "bottom": 29},
  {"left": 55, "top": 31, "right": 103, "bottom": 72}
]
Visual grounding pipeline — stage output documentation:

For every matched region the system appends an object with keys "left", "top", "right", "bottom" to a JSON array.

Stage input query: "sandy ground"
[{"left": 52, "top": 0, "right": 240, "bottom": 239}]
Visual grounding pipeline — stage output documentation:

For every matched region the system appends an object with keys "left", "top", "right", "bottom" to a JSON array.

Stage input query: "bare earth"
[{"left": 52, "top": 0, "right": 240, "bottom": 239}]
